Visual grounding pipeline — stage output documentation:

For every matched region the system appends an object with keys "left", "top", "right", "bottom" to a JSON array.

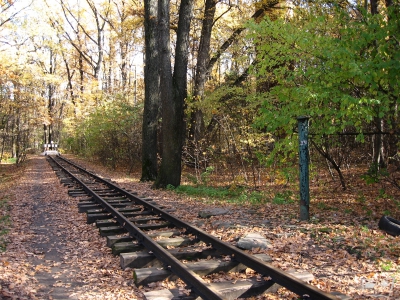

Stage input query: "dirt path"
[
  {"left": 0, "top": 156, "right": 142, "bottom": 299},
  {"left": 28, "top": 156, "right": 84, "bottom": 299}
]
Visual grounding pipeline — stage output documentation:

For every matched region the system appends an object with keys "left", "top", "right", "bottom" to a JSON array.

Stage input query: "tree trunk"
[
  {"left": 370, "top": 0, "right": 378, "bottom": 15},
  {"left": 311, "top": 139, "right": 346, "bottom": 190},
  {"left": 155, "top": 0, "right": 193, "bottom": 188},
  {"left": 15, "top": 109, "right": 21, "bottom": 163},
  {"left": 154, "top": 0, "right": 174, "bottom": 188},
  {"left": 384, "top": 0, "right": 398, "bottom": 161},
  {"left": 59, "top": 0, "right": 107, "bottom": 81},
  {"left": 86, "top": 0, "right": 107, "bottom": 80},
  {"left": 141, "top": 0, "right": 160, "bottom": 181},
  {"left": 372, "top": 118, "right": 386, "bottom": 168},
  {"left": 370, "top": 0, "right": 386, "bottom": 169},
  {"left": 206, "top": 6, "right": 273, "bottom": 75},
  {"left": 120, "top": 41, "right": 128, "bottom": 91},
  {"left": 188, "top": 0, "right": 217, "bottom": 142},
  {"left": 189, "top": 4, "right": 276, "bottom": 142},
  {"left": 0, "top": 114, "right": 10, "bottom": 161}
]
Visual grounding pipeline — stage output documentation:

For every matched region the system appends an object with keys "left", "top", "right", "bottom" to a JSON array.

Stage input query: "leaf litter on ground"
[{"left": 0, "top": 155, "right": 399, "bottom": 299}]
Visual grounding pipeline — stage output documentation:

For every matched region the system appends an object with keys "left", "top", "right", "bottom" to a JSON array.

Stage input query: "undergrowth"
[
  {"left": 0, "top": 161, "right": 22, "bottom": 251},
  {"left": 1, "top": 157, "right": 17, "bottom": 164},
  {"left": 167, "top": 184, "right": 295, "bottom": 205},
  {"left": 0, "top": 196, "right": 10, "bottom": 251}
]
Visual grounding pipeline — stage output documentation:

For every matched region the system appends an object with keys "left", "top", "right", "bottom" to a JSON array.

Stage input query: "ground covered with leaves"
[{"left": 0, "top": 155, "right": 399, "bottom": 299}]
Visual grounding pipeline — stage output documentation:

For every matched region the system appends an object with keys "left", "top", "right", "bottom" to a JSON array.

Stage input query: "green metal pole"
[{"left": 297, "top": 116, "right": 310, "bottom": 221}]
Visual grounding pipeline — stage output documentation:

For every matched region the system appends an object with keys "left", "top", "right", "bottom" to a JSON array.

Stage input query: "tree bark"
[
  {"left": 188, "top": 0, "right": 218, "bottom": 143},
  {"left": 370, "top": 0, "right": 378, "bottom": 15},
  {"left": 141, "top": 0, "right": 160, "bottom": 181},
  {"left": 153, "top": 0, "right": 172, "bottom": 187},
  {"left": 155, "top": 0, "right": 193, "bottom": 188}
]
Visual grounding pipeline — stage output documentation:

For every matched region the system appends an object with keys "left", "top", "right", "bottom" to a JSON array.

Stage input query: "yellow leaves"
[
  {"left": 35, "top": 264, "right": 51, "bottom": 272},
  {"left": 245, "top": 267, "right": 255, "bottom": 275},
  {"left": 1, "top": 0, "right": 14, "bottom": 6},
  {"left": 255, "top": 0, "right": 279, "bottom": 10},
  {"left": 274, "top": 178, "right": 287, "bottom": 185},
  {"left": 1, "top": 259, "right": 10, "bottom": 267},
  {"left": 53, "top": 280, "right": 71, "bottom": 288}
]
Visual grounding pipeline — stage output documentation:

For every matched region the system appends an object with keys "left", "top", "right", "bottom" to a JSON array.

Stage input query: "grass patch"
[
  {"left": 1, "top": 157, "right": 16, "bottom": 164},
  {"left": 0, "top": 161, "right": 27, "bottom": 251},
  {"left": 168, "top": 184, "right": 300, "bottom": 206},
  {"left": 380, "top": 260, "right": 393, "bottom": 271},
  {"left": 0, "top": 196, "right": 10, "bottom": 251},
  {"left": 272, "top": 190, "right": 295, "bottom": 205},
  {"left": 169, "top": 184, "right": 267, "bottom": 204}
]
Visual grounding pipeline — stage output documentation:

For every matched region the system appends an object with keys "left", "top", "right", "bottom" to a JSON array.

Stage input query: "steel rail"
[
  {"left": 50, "top": 155, "right": 341, "bottom": 300},
  {"left": 49, "top": 155, "right": 226, "bottom": 300}
]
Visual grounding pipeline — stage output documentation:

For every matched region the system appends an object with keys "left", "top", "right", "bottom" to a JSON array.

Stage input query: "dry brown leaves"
[
  {"left": 0, "top": 157, "right": 143, "bottom": 299},
  {"left": 1, "top": 155, "right": 400, "bottom": 299},
  {"left": 61, "top": 155, "right": 400, "bottom": 299}
]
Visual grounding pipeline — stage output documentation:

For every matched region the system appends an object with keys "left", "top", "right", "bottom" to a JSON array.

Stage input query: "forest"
[
  {"left": 0, "top": 1, "right": 399, "bottom": 298},
  {"left": 0, "top": 0, "right": 399, "bottom": 199}
]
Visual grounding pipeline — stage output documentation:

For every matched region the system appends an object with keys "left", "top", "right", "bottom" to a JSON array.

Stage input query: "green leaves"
[
  {"left": 246, "top": 3, "right": 400, "bottom": 160},
  {"left": 67, "top": 100, "right": 143, "bottom": 169}
]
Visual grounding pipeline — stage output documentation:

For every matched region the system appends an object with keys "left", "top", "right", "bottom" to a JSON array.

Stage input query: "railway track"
[{"left": 46, "top": 155, "right": 348, "bottom": 300}]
